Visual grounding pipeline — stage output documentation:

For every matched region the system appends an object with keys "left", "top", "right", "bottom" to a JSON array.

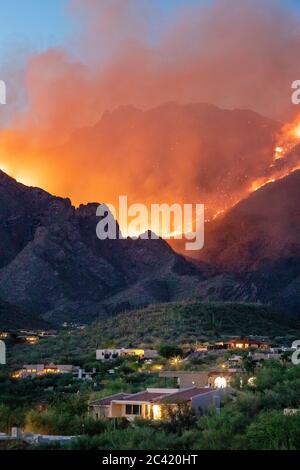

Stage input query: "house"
[
  {"left": 77, "top": 368, "right": 96, "bottom": 381},
  {"left": 17, "top": 335, "right": 39, "bottom": 345},
  {"left": 159, "top": 371, "right": 209, "bottom": 388},
  {"left": 250, "top": 352, "right": 281, "bottom": 362},
  {"left": 38, "top": 330, "right": 58, "bottom": 338},
  {"left": 0, "top": 331, "right": 9, "bottom": 340},
  {"left": 11, "top": 364, "right": 79, "bottom": 379},
  {"left": 208, "top": 369, "right": 238, "bottom": 388},
  {"left": 283, "top": 409, "right": 300, "bottom": 416},
  {"left": 159, "top": 368, "right": 240, "bottom": 389},
  {"left": 96, "top": 348, "right": 158, "bottom": 361},
  {"left": 226, "top": 338, "right": 271, "bottom": 350},
  {"left": 89, "top": 387, "right": 226, "bottom": 421},
  {"left": 228, "top": 355, "right": 243, "bottom": 365}
]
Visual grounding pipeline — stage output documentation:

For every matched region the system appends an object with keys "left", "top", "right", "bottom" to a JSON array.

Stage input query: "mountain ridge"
[{"left": 0, "top": 170, "right": 206, "bottom": 323}]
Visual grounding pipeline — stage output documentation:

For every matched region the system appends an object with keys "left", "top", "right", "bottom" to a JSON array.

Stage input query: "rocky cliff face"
[
  {"left": 201, "top": 169, "right": 300, "bottom": 272},
  {"left": 0, "top": 171, "right": 205, "bottom": 323},
  {"left": 198, "top": 170, "right": 300, "bottom": 315},
  {"left": 0, "top": 166, "right": 299, "bottom": 325}
]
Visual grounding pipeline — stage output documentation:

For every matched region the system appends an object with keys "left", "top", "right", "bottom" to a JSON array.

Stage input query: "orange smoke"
[{"left": 1, "top": 0, "right": 300, "bottom": 235}]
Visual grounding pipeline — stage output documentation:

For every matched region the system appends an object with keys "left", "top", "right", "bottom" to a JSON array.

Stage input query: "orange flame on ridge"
[{"left": 249, "top": 115, "right": 300, "bottom": 194}]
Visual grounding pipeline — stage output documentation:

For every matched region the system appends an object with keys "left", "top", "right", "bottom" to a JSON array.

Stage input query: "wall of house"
[
  {"left": 159, "top": 371, "right": 209, "bottom": 388},
  {"left": 192, "top": 389, "right": 226, "bottom": 415},
  {"left": 110, "top": 403, "right": 124, "bottom": 418},
  {"left": 179, "top": 373, "right": 209, "bottom": 388},
  {"left": 89, "top": 405, "right": 111, "bottom": 418}
]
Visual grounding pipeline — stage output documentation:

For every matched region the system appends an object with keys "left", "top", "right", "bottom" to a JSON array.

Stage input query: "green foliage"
[
  {"left": 25, "top": 408, "right": 109, "bottom": 436},
  {"left": 8, "top": 301, "right": 299, "bottom": 369},
  {"left": 0, "top": 404, "right": 25, "bottom": 433},
  {"left": 246, "top": 411, "right": 300, "bottom": 450},
  {"left": 69, "top": 426, "right": 184, "bottom": 450},
  {"left": 160, "top": 402, "right": 197, "bottom": 435},
  {"left": 158, "top": 344, "right": 183, "bottom": 359},
  {"left": 3, "top": 300, "right": 300, "bottom": 450}
]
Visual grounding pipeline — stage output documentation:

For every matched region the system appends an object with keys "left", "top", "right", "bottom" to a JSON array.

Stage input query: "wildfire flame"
[
  {"left": 249, "top": 115, "right": 300, "bottom": 194},
  {"left": 273, "top": 117, "right": 300, "bottom": 160},
  {"left": 211, "top": 115, "right": 300, "bottom": 222}
]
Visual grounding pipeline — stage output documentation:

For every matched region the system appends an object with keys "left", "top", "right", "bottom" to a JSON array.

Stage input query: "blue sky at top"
[
  {"left": 0, "top": 0, "right": 206, "bottom": 65},
  {"left": 0, "top": 0, "right": 300, "bottom": 61},
  {"left": 0, "top": 0, "right": 201, "bottom": 58},
  {"left": 0, "top": 0, "right": 72, "bottom": 58}
]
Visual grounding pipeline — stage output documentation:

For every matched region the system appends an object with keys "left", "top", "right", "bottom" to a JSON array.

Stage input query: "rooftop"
[
  {"left": 89, "top": 393, "right": 131, "bottom": 406},
  {"left": 159, "top": 387, "right": 212, "bottom": 403},
  {"left": 92, "top": 387, "right": 216, "bottom": 406}
]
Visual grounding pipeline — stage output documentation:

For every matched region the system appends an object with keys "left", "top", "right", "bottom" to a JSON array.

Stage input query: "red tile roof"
[
  {"left": 115, "top": 391, "right": 171, "bottom": 403},
  {"left": 91, "top": 387, "right": 215, "bottom": 407},
  {"left": 159, "top": 387, "right": 212, "bottom": 403},
  {"left": 89, "top": 393, "right": 131, "bottom": 406}
]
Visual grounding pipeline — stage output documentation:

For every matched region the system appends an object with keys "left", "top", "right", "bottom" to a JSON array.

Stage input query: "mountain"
[
  {"left": 0, "top": 299, "right": 51, "bottom": 330},
  {"left": 197, "top": 170, "right": 300, "bottom": 314},
  {"left": 0, "top": 167, "right": 299, "bottom": 326},
  {"left": 0, "top": 171, "right": 204, "bottom": 324},
  {"left": 60, "top": 102, "right": 280, "bottom": 216},
  {"left": 200, "top": 169, "right": 300, "bottom": 272},
  {"left": 0, "top": 103, "right": 299, "bottom": 325}
]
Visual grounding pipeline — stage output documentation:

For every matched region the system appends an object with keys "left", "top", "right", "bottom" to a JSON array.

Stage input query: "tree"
[{"left": 158, "top": 344, "right": 183, "bottom": 359}]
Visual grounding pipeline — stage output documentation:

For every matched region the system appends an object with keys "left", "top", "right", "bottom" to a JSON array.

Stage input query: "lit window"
[
  {"left": 152, "top": 404, "right": 162, "bottom": 420},
  {"left": 214, "top": 376, "right": 227, "bottom": 388}
]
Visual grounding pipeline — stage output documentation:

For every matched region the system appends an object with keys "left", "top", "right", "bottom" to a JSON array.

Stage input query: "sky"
[
  {"left": 1, "top": 0, "right": 300, "bottom": 232},
  {"left": 0, "top": 0, "right": 71, "bottom": 59},
  {"left": 0, "top": 0, "right": 201, "bottom": 59}
]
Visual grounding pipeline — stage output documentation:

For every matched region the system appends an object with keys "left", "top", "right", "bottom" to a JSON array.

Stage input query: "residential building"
[
  {"left": 96, "top": 348, "right": 158, "bottom": 361},
  {"left": 17, "top": 335, "right": 39, "bottom": 345},
  {"left": 0, "top": 332, "right": 9, "bottom": 340},
  {"left": 159, "top": 371, "right": 209, "bottom": 388},
  {"left": 89, "top": 387, "right": 226, "bottom": 421},
  {"left": 159, "top": 368, "right": 240, "bottom": 389},
  {"left": 226, "top": 338, "right": 271, "bottom": 350},
  {"left": 208, "top": 369, "right": 238, "bottom": 388},
  {"left": 250, "top": 352, "right": 281, "bottom": 362},
  {"left": 11, "top": 364, "right": 79, "bottom": 379}
]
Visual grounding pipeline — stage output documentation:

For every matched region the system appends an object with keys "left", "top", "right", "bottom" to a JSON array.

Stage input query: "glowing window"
[
  {"left": 214, "top": 376, "right": 227, "bottom": 388},
  {"left": 152, "top": 404, "right": 162, "bottom": 420}
]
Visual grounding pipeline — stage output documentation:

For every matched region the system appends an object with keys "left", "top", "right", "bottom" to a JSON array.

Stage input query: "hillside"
[
  {"left": 200, "top": 169, "right": 300, "bottom": 272},
  {"left": 62, "top": 102, "right": 279, "bottom": 215},
  {"left": 0, "top": 299, "right": 51, "bottom": 330},
  {"left": 0, "top": 170, "right": 204, "bottom": 324},
  {"left": 88, "top": 301, "right": 300, "bottom": 345},
  {"left": 194, "top": 170, "right": 300, "bottom": 314},
  {"left": 8, "top": 302, "right": 300, "bottom": 367},
  {"left": 0, "top": 109, "right": 299, "bottom": 324}
]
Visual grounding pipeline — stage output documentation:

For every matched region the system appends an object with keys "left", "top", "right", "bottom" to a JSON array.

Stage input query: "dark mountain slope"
[
  {"left": 0, "top": 171, "right": 205, "bottom": 324},
  {"left": 0, "top": 299, "right": 51, "bottom": 330},
  {"left": 200, "top": 169, "right": 300, "bottom": 273},
  {"left": 196, "top": 170, "right": 300, "bottom": 315}
]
